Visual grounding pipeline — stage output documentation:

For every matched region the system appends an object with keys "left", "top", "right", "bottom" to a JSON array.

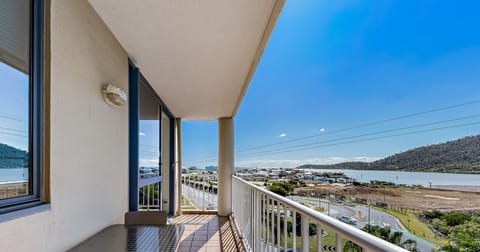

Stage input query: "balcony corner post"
[{"left": 218, "top": 117, "right": 234, "bottom": 216}]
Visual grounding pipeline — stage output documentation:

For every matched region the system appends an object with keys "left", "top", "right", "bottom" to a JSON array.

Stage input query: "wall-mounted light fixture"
[{"left": 102, "top": 84, "right": 127, "bottom": 107}]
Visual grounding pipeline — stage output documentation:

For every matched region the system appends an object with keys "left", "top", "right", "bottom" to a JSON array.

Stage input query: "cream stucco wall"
[{"left": 0, "top": 0, "right": 129, "bottom": 251}]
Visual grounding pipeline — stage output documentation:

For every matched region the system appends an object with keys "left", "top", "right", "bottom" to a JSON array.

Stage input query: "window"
[{"left": 0, "top": 0, "right": 44, "bottom": 213}]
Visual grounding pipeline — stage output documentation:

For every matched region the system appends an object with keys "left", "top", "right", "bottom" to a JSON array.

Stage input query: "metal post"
[
  {"left": 277, "top": 202, "right": 281, "bottom": 249},
  {"left": 328, "top": 196, "right": 331, "bottom": 216},
  {"left": 271, "top": 199, "right": 274, "bottom": 251},
  {"left": 202, "top": 177, "right": 205, "bottom": 211},
  {"left": 317, "top": 223, "right": 322, "bottom": 252},
  {"left": 301, "top": 215, "right": 309, "bottom": 252},
  {"left": 147, "top": 185, "right": 150, "bottom": 210},
  {"left": 336, "top": 233, "right": 343, "bottom": 252},
  {"left": 252, "top": 190, "right": 261, "bottom": 251},
  {"left": 284, "top": 205, "right": 288, "bottom": 250},
  {"left": 292, "top": 210, "right": 297, "bottom": 250},
  {"left": 266, "top": 197, "right": 270, "bottom": 251},
  {"left": 368, "top": 203, "right": 371, "bottom": 231}
]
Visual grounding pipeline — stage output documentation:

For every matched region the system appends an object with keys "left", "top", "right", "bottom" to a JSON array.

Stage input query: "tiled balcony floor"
[{"left": 171, "top": 214, "right": 240, "bottom": 252}]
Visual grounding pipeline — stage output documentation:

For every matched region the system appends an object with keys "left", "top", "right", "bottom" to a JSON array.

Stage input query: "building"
[{"left": 0, "top": 1, "right": 407, "bottom": 251}]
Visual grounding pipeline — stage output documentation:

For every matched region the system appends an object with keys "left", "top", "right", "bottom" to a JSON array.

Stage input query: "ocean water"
[
  {"left": 0, "top": 168, "right": 29, "bottom": 182},
  {"left": 301, "top": 169, "right": 480, "bottom": 187}
]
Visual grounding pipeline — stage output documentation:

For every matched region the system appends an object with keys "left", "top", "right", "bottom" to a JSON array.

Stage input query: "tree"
[
  {"left": 344, "top": 225, "right": 419, "bottom": 252},
  {"left": 268, "top": 184, "right": 288, "bottom": 196},
  {"left": 267, "top": 181, "right": 294, "bottom": 196},
  {"left": 441, "top": 216, "right": 480, "bottom": 252}
]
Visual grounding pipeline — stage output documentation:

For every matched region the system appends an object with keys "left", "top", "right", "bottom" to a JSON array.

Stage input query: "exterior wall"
[{"left": 0, "top": 1, "right": 129, "bottom": 251}]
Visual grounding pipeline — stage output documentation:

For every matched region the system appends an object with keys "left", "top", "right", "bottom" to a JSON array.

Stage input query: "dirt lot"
[{"left": 296, "top": 184, "right": 480, "bottom": 211}]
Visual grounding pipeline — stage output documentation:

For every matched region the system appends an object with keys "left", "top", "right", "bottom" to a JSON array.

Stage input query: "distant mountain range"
[
  {"left": 0, "top": 143, "right": 28, "bottom": 168},
  {"left": 299, "top": 135, "right": 480, "bottom": 174}
]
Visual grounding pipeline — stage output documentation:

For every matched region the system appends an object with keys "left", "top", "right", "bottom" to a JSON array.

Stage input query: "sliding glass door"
[
  {"left": 129, "top": 61, "right": 175, "bottom": 214},
  {"left": 138, "top": 83, "right": 161, "bottom": 211}
]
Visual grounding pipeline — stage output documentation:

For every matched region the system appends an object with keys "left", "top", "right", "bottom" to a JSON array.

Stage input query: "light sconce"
[{"left": 102, "top": 84, "right": 127, "bottom": 107}]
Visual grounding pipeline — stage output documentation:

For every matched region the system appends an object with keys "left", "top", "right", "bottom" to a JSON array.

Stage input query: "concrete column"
[
  {"left": 175, "top": 118, "right": 182, "bottom": 216},
  {"left": 218, "top": 117, "right": 234, "bottom": 216}
]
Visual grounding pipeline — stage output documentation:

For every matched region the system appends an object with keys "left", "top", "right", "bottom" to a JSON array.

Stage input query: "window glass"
[{"left": 0, "top": 0, "right": 31, "bottom": 201}]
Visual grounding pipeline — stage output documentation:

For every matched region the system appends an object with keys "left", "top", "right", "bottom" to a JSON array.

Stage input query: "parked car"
[{"left": 337, "top": 216, "right": 358, "bottom": 225}]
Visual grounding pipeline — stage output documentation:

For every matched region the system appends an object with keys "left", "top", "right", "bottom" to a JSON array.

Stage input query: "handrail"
[{"left": 232, "top": 175, "right": 408, "bottom": 252}]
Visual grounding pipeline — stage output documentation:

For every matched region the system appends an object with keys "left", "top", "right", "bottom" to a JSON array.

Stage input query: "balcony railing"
[
  {"left": 181, "top": 174, "right": 218, "bottom": 211},
  {"left": 231, "top": 176, "right": 408, "bottom": 252},
  {"left": 138, "top": 175, "right": 161, "bottom": 211}
]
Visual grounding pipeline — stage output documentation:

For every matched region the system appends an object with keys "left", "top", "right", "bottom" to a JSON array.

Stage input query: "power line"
[
  {"left": 0, "top": 115, "right": 23, "bottom": 122},
  {"left": 237, "top": 114, "right": 480, "bottom": 156},
  {"left": 0, "top": 131, "right": 27, "bottom": 137},
  {"left": 0, "top": 126, "right": 26, "bottom": 133},
  {"left": 185, "top": 113, "right": 480, "bottom": 164},
  {"left": 186, "top": 99, "right": 480, "bottom": 162},
  {"left": 238, "top": 121, "right": 480, "bottom": 160},
  {"left": 236, "top": 99, "right": 480, "bottom": 153},
  {"left": 185, "top": 99, "right": 480, "bottom": 163}
]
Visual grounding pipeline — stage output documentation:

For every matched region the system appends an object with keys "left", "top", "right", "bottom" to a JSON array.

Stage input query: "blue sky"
[
  {"left": 0, "top": 63, "right": 29, "bottom": 151},
  {"left": 1, "top": 0, "right": 480, "bottom": 169},
  {"left": 182, "top": 0, "right": 480, "bottom": 168}
]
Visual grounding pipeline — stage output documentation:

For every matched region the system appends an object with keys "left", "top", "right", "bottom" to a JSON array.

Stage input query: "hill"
[
  {"left": 0, "top": 143, "right": 28, "bottom": 168},
  {"left": 299, "top": 135, "right": 480, "bottom": 174}
]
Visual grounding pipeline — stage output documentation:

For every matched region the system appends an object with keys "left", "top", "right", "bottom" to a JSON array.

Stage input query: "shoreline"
[{"left": 432, "top": 185, "right": 480, "bottom": 192}]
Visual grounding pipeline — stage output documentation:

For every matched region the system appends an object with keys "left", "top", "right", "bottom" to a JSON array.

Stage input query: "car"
[{"left": 337, "top": 216, "right": 358, "bottom": 225}]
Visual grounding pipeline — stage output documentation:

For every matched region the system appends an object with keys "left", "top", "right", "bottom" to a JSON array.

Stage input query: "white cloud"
[
  {"left": 236, "top": 156, "right": 382, "bottom": 168},
  {"left": 140, "top": 159, "right": 158, "bottom": 167},
  {"left": 279, "top": 133, "right": 287, "bottom": 138},
  {"left": 320, "top": 128, "right": 325, "bottom": 132},
  {"left": 139, "top": 132, "right": 146, "bottom": 136}
]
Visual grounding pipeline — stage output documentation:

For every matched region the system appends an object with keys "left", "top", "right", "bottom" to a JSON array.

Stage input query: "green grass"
[
  {"left": 369, "top": 205, "right": 445, "bottom": 246},
  {"left": 181, "top": 195, "right": 197, "bottom": 210}
]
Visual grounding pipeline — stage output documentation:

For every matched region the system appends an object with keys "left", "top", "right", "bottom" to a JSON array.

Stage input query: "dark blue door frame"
[{"left": 128, "top": 60, "right": 176, "bottom": 214}]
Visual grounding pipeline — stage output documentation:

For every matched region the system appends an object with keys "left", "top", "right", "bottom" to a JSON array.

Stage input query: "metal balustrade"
[
  {"left": 231, "top": 176, "right": 408, "bottom": 252},
  {"left": 181, "top": 174, "right": 218, "bottom": 211},
  {"left": 138, "top": 176, "right": 161, "bottom": 211},
  {"left": 0, "top": 181, "right": 28, "bottom": 200}
]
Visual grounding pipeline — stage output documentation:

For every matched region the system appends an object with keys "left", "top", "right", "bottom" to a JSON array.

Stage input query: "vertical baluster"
[
  {"left": 271, "top": 199, "right": 274, "bottom": 252},
  {"left": 301, "top": 215, "right": 309, "bottom": 252},
  {"left": 292, "top": 210, "right": 297, "bottom": 250},
  {"left": 147, "top": 184, "right": 150, "bottom": 210},
  {"left": 336, "top": 233, "right": 343, "bottom": 252},
  {"left": 255, "top": 190, "right": 260, "bottom": 251},
  {"left": 266, "top": 197, "right": 270, "bottom": 252},
  {"left": 262, "top": 194, "right": 266, "bottom": 251},
  {"left": 283, "top": 205, "right": 288, "bottom": 250},
  {"left": 277, "top": 202, "right": 281, "bottom": 249},
  {"left": 202, "top": 177, "right": 205, "bottom": 211},
  {"left": 142, "top": 186, "right": 145, "bottom": 209},
  {"left": 316, "top": 223, "right": 322, "bottom": 252}
]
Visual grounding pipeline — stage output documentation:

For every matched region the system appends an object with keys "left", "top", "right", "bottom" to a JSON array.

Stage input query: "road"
[
  {"left": 181, "top": 186, "right": 435, "bottom": 252},
  {"left": 182, "top": 184, "right": 217, "bottom": 210},
  {"left": 289, "top": 196, "right": 435, "bottom": 252}
]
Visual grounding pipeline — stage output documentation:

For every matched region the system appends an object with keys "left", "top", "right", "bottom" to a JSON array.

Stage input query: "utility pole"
[
  {"left": 368, "top": 203, "right": 371, "bottom": 232},
  {"left": 328, "top": 195, "right": 331, "bottom": 216}
]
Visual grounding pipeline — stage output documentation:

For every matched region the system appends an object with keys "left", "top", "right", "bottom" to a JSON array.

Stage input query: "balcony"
[
  {"left": 171, "top": 214, "right": 245, "bottom": 252},
  {"left": 229, "top": 176, "right": 408, "bottom": 252}
]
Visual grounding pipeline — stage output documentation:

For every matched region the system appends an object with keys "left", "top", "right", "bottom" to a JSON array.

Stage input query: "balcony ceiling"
[{"left": 89, "top": 0, "right": 285, "bottom": 120}]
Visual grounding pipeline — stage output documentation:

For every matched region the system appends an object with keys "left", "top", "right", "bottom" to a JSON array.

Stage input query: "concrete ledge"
[{"left": 0, "top": 203, "right": 50, "bottom": 223}]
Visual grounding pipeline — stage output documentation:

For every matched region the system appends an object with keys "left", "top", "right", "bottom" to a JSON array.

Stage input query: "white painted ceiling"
[{"left": 89, "top": 0, "right": 284, "bottom": 120}]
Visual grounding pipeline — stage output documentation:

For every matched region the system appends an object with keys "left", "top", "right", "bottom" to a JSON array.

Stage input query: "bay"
[{"left": 301, "top": 169, "right": 480, "bottom": 187}]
